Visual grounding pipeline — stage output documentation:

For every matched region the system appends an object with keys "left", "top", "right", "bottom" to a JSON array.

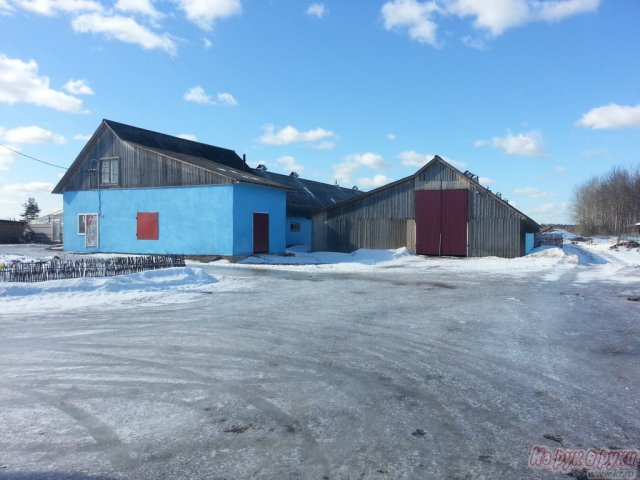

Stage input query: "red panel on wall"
[
  {"left": 253, "top": 213, "right": 269, "bottom": 253},
  {"left": 137, "top": 212, "right": 158, "bottom": 240},
  {"left": 415, "top": 190, "right": 467, "bottom": 256}
]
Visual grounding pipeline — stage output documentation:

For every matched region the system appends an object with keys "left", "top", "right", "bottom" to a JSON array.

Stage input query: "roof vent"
[
  {"left": 256, "top": 164, "right": 267, "bottom": 171},
  {"left": 289, "top": 171, "right": 299, "bottom": 178},
  {"left": 352, "top": 186, "right": 359, "bottom": 190},
  {"left": 496, "top": 192, "right": 502, "bottom": 199},
  {"left": 463, "top": 170, "right": 479, "bottom": 182}
]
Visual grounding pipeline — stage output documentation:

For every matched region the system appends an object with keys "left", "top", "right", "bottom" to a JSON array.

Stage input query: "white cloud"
[
  {"left": 449, "top": 0, "right": 600, "bottom": 35},
  {"left": 576, "top": 103, "right": 640, "bottom": 130},
  {"left": 63, "top": 79, "right": 94, "bottom": 95},
  {"left": 13, "top": 0, "right": 103, "bottom": 15},
  {"left": 312, "top": 141, "right": 335, "bottom": 150},
  {"left": 177, "top": 0, "right": 241, "bottom": 30},
  {"left": 72, "top": 14, "right": 177, "bottom": 56},
  {"left": 386, "top": 133, "right": 397, "bottom": 141},
  {"left": 0, "top": 54, "right": 85, "bottom": 113},
  {"left": 184, "top": 86, "right": 214, "bottom": 104},
  {"left": 514, "top": 187, "right": 555, "bottom": 199},
  {"left": 398, "top": 151, "right": 466, "bottom": 170},
  {"left": 2, "top": 125, "right": 66, "bottom": 145},
  {"left": 217, "top": 92, "right": 238, "bottom": 106},
  {"left": 579, "top": 148, "right": 609, "bottom": 158},
  {"left": 475, "top": 130, "right": 545, "bottom": 157},
  {"left": 0, "top": 181, "right": 55, "bottom": 196},
  {"left": 524, "top": 201, "right": 572, "bottom": 223},
  {"left": 74, "top": 134, "right": 91, "bottom": 141},
  {"left": 553, "top": 165, "right": 568, "bottom": 173},
  {"left": 381, "top": 0, "right": 441, "bottom": 46},
  {"left": 447, "top": 0, "right": 530, "bottom": 36},
  {"left": 534, "top": 0, "right": 601, "bottom": 23},
  {"left": 357, "top": 174, "right": 392, "bottom": 188},
  {"left": 333, "top": 152, "right": 385, "bottom": 185},
  {"left": 306, "top": 3, "right": 326, "bottom": 18},
  {"left": 0, "top": 0, "right": 13, "bottom": 13},
  {"left": 260, "top": 124, "right": 335, "bottom": 146},
  {"left": 0, "top": 144, "right": 17, "bottom": 170},
  {"left": 398, "top": 150, "right": 433, "bottom": 167},
  {"left": 176, "top": 133, "right": 198, "bottom": 141},
  {"left": 203, "top": 38, "right": 213, "bottom": 49},
  {"left": 461, "top": 35, "right": 487, "bottom": 50},
  {"left": 183, "top": 87, "right": 237, "bottom": 106},
  {"left": 277, "top": 155, "right": 305, "bottom": 174},
  {"left": 115, "top": 0, "right": 163, "bottom": 20},
  {"left": 381, "top": 0, "right": 601, "bottom": 45},
  {"left": 347, "top": 152, "right": 385, "bottom": 169},
  {"left": 478, "top": 176, "right": 495, "bottom": 186}
]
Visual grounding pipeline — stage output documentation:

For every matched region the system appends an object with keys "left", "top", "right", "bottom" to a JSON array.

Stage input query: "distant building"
[
  {"left": 312, "top": 156, "right": 540, "bottom": 258},
  {"left": 0, "top": 220, "right": 26, "bottom": 244},
  {"left": 30, "top": 210, "right": 63, "bottom": 243}
]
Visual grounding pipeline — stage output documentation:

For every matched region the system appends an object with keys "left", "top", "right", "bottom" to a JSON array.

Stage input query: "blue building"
[{"left": 53, "top": 120, "right": 360, "bottom": 256}]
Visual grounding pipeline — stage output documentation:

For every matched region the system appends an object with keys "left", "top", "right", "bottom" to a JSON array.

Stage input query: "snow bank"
[
  {"left": 239, "top": 247, "right": 411, "bottom": 266},
  {"left": 217, "top": 246, "right": 579, "bottom": 278},
  {"left": 564, "top": 235, "right": 640, "bottom": 284},
  {"left": 0, "top": 267, "right": 217, "bottom": 314}
]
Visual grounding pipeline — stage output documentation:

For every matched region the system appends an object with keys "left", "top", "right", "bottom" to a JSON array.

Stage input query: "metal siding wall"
[
  {"left": 467, "top": 191, "right": 521, "bottom": 258},
  {"left": 312, "top": 178, "right": 416, "bottom": 252}
]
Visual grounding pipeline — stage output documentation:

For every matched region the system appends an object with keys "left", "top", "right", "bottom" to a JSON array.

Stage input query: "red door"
[
  {"left": 253, "top": 213, "right": 269, "bottom": 253},
  {"left": 415, "top": 190, "right": 468, "bottom": 256}
]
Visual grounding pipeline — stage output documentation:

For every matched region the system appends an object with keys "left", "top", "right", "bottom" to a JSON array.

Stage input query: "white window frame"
[
  {"left": 99, "top": 156, "right": 120, "bottom": 186},
  {"left": 84, "top": 213, "right": 99, "bottom": 248},
  {"left": 77, "top": 213, "right": 89, "bottom": 235}
]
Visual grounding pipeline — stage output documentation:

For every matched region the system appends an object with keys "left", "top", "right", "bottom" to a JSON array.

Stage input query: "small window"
[
  {"left": 100, "top": 157, "right": 119, "bottom": 185},
  {"left": 137, "top": 212, "right": 159, "bottom": 240},
  {"left": 77, "top": 214, "right": 86, "bottom": 235},
  {"left": 290, "top": 221, "right": 301, "bottom": 233}
]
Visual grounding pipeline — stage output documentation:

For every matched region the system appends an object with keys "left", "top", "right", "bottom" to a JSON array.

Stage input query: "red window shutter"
[{"left": 137, "top": 212, "right": 158, "bottom": 240}]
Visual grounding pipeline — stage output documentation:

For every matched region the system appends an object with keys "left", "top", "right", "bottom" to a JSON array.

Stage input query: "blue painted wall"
[
  {"left": 285, "top": 217, "right": 312, "bottom": 248},
  {"left": 63, "top": 184, "right": 286, "bottom": 256},
  {"left": 232, "top": 184, "right": 286, "bottom": 255}
]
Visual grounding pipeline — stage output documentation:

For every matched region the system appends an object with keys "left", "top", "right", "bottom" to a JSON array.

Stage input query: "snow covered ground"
[{"left": 0, "top": 240, "right": 639, "bottom": 479}]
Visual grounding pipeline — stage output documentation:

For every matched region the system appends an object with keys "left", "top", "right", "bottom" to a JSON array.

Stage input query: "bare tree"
[{"left": 572, "top": 165, "right": 640, "bottom": 235}]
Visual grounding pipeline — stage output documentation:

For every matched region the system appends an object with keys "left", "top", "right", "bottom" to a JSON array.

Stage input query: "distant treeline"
[{"left": 572, "top": 165, "right": 640, "bottom": 235}]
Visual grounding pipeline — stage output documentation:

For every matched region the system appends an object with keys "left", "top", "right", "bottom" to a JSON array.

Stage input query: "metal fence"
[{"left": 0, "top": 254, "right": 185, "bottom": 283}]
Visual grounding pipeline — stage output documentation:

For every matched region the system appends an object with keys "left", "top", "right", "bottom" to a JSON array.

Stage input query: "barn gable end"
[{"left": 311, "top": 156, "right": 539, "bottom": 258}]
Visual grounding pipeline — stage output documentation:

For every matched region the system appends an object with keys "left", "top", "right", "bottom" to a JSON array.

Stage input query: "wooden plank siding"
[
  {"left": 312, "top": 157, "right": 538, "bottom": 258},
  {"left": 63, "top": 126, "right": 234, "bottom": 192}
]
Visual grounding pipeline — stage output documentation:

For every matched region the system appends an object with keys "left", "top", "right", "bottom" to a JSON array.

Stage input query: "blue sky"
[{"left": 0, "top": 0, "right": 638, "bottom": 223}]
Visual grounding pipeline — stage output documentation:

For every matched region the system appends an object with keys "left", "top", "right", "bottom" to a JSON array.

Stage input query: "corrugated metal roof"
[
  {"left": 250, "top": 169, "right": 363, "bottom": 217},
  {"left": 104, "top": 120, "right": 246, "bottom": 170}
]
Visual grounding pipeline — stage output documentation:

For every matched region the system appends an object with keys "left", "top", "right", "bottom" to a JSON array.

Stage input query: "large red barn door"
[
  {"left": 415, "top": 190, "right": 468, "bottom": 256},
  {"left": 253, "top": 213, "right": 269, "bottom": 254},
  {"left": 415, "top": 190, "right": 441, "bottom": 255}
]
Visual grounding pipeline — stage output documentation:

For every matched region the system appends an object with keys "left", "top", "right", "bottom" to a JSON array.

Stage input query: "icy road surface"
[{"left": 0, "top": 245, "right": 639, "bottom": 479}]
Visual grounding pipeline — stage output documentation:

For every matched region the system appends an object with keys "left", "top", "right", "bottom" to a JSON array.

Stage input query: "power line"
[{"left": 0, "top": 143, "right": 67, "bottom": 169}]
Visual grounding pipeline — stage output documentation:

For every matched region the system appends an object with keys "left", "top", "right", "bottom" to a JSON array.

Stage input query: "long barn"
[{"left": 312, "top": 156, "right": 540, "bottom": 258}]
